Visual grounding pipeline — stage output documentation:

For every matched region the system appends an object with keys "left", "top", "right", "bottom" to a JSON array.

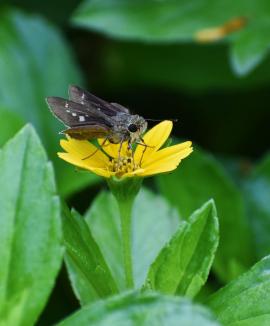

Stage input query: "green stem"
[
  {"left": 107, "top": 177, "right": 142, "bottom": 289},
  {"left": 118, "top": 199, "right": 134, "bottom": 288}
]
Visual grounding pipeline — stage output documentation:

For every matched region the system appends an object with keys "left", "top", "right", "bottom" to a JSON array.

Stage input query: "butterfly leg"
[
  {"left": 128, "top": 141, "right": 135, "bottom": 167},
  {"left": 82, "top": 137, "right": 109, "bottom": 160},
  {"left": 137, "top": 137, "right": 154, "bottom": 166},
  {"left": 115, "top": 139, "right": 125, "bottom": 170}
]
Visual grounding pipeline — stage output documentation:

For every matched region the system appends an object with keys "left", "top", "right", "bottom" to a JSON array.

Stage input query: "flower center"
[{"left": 108, "top": 156, "right": 138, "bottom": 176}]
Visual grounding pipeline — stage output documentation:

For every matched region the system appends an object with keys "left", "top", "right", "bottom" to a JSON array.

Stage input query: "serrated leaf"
[
  {"left": 145, "top": 200, "right": 219, "bottom": 298},
  {"left": 62, "top": 206, "right": 118, "bottom": 305},
  {"left": 0, "top": 125, "right": 62, "bottom": 326},
  {"left": 85, "top": 188, "right": 179, "bottom": 292},
  {"left": 57, "top": 291, "right": 220, "bottom": 326},
  {"left": 208, "top": 255, "right": 270, "bottom": 326},
  {"left": 157, "top": 147, "right": 254, "bottom": 283},
  {"left": 244, "top": 153, "right": 270, "bottom": 259},
  {"left": 0, "top": 8, "right": 97, "bottom": 196}
]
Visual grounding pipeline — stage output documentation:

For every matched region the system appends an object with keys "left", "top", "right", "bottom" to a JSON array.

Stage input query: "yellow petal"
[
  {"left": 58, "top": 152, "right": 113, "bottom": 178},
  {"left": 60, "top": 138, "right": 109, "bottom": 167},
  {"left": 139, "top": 141, "right": 192, "bottom": 177},
  {"left": 134, "top": 120, "right": 173, "bottom": 164},
  {"left": 90, "top": 167, "right": 114, "bottom": 178},
  {"left": 142, "top": 141, "right": 192, "bottom": 167},
  {"left": 140, "top": 149, "right": 192, "bottom": 177},
  {"left": 98, "top": 138, "right": 129, "bottom": 159}
]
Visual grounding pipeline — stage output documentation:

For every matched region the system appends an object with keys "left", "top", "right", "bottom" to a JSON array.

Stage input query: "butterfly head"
[{"left": 126, "top": 115, "right": 147, "bottom": 143}]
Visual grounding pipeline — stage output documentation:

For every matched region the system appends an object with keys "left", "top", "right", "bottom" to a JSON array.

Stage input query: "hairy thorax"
[{"left": 108, "top": 113, "right": 147, "bottom": 144}]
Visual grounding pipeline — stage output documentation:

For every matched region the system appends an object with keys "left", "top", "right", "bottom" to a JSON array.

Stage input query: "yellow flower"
[{"left": 58, "top": 120, "right": 193, "bottom": 178}]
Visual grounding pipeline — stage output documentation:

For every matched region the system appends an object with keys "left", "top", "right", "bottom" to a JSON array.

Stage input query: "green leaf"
[
  {"left": 145, "top": 200, "right": 219, "bottom": 298},
  {"left": 62, "top": 206, "right": 118, "bottom": 305},
  {"left": 72, "top": 0, "right": 243, "bottom": 42},
  {"left": 0, "top": 125, "right": 62, "bottom": 326},
  {"left": 0, "top": 8, "right": 80, "bottom": 148},
  {"left": 72, "top": 0, "right": 270, "bottom": 75},
  {"left": 244, "top": 153, "right": 270, "bottom": 259},
  {"left": 57, "top": 291, "right": 220, "bottom": 326},
  {"left": 157, "top": 147, "right": 254, "bottom": 283},
  {"left": 208, "top": 255, "right": 270, "bottom": 326},
  {"left": 85, "top": 188, "right": 179, "bottom": 292},
  {"left": 230, "top": 4, "right": 270, "bottom": 75},
  {"left": 0, "top": 108, "right": 24, "bottom": 147},
  {"left": 0, "top": 8, "right": 96, "bottom": 196},
  {"left": 73, "top": 0, "right": 270, "bottom": 75},
  {"left": 8, "top": 0, "right": 80, "bottom": 25}
]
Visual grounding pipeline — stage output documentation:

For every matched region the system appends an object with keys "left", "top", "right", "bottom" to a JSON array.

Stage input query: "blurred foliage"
[
  {"left": 0, "top": 108, "right": 24, "bottom": 147},
  {"left": 7, "top": 0, "right": 80, "bottom": 25},
  {"left": 0, "top": 8, "right": 98, "bottom": 197},
  {"left": 244, "top": 154, "right": 270, "bottom": 259},
  {"left": 72, "top": 0, "right": 270, "bottom": 75},
  {"left": 157, "top": 147, "right": 255, "bottom": 283},
  {"left": 98, "top": 42, "right": 270, "bottom": 92},
  {"left": 0, "top": 1, "right": 270, "bottom": 325}
]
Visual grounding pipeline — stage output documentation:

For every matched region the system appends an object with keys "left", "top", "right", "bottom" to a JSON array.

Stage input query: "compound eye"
[{"left": 128, "top": 123, "right": 138, "bottom": 133}]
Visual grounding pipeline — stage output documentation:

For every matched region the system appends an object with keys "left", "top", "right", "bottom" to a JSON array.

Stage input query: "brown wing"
[
  {"left": 69, "top": 85, "right": 130, "bottom": 115},
  {"left": 46, "top": 97, "right": 112, "bottom": 127},
  {"left": 62, "top": 125, "right": 109, "bottom": 140}
]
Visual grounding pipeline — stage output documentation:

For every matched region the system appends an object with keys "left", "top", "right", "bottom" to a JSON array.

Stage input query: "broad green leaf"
[
  {"left": 208, "top": 255, "right": 270, "bottom": 326},
  {"left": 72, "top": 0, "right": 270, "bottom": 75},
  {"left": 85, "top": 188, "right": 179, "bottom": 292},
  {"left": 157, "top": 148, "right": 254, "bottom": 282},
  {"left": 72, "top": 0, "right": 244, "bottom": 42},
  {"left": 244, "top": 153, "right": 270, "bottom": 259},
  {"left": 8, "top": 0, "right": 80, "bottom": 25},
  {"left": 145, "top": 200, "right": 219, "bottom": 298},
  {"left": 0, "top": 125, "right": 62, "bottom": 326},
  {"left": 0, "top": 290, "right": 29, "bottom": 326},
  {"left": 57, "top": 291, "right": 220, "bottom": 326},
  {"left": 0, "top": 108, "right": 24, "bottom": 147},
  {"left": 0, "top": 8, "right": 80, "bottom": 148},
  {"left": 62, "top": 206, "right": 118, "bottom": 305},
  {"left": 230, "top": 5, "right": 270, "bottom": 75},
  {"left": 0, "top": 8, "right": 97, "bottom": 196}
]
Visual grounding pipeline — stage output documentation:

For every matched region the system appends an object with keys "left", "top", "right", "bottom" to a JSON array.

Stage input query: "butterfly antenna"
[{"left": 145, "top": 118, "right": 178, "bottom": 122}]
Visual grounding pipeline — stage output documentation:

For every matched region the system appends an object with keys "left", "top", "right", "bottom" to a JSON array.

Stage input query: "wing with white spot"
[{"left": 46, "top": 97, "right": 112, "bottom": 128}]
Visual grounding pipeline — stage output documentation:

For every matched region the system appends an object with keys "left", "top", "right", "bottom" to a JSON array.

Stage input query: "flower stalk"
[
  {"left": 108, "top": 177, "right": 142, "bottom": 289},
  {"left": 57, "top": 120, "right": 193, "bottom": 289}
]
